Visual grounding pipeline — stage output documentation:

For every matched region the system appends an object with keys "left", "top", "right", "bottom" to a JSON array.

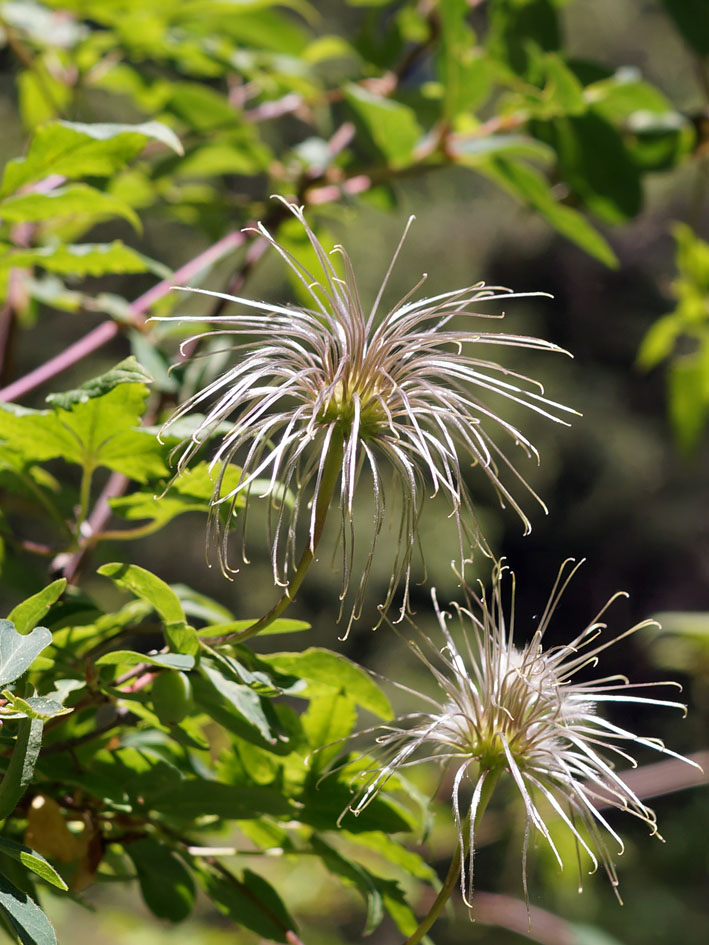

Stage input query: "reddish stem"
[{"left": 0, "top": 229, "right": 246, "bottom": 403}]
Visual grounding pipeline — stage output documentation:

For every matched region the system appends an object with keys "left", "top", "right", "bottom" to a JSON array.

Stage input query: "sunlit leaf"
[
  {"left": 263, "top": 648, "right": 392, "bottom": 719},
  {"left": 0, "top": 622, "right": 52, "bottom": 688},
  {"left": 1, "top": 120, "right": 183, "bottom": 197},
  {"left": 7, "top": 582, "right": 66, "bottom": 637}
]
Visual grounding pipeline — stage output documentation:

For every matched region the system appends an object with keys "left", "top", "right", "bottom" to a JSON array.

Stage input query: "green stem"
[
  {"left": 78, "top": 462, "right": 94, "bottom": 529},
  {"left": 403, "top": 767, "right": 501, "bottom": 945},
  {"left": 204, "top": 427, "right": 345, "bottom": 645}
]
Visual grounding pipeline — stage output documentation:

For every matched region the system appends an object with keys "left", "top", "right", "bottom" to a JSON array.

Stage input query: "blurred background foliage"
[{"left": 0, "top": 1, "right": 707, "bottom": 944}]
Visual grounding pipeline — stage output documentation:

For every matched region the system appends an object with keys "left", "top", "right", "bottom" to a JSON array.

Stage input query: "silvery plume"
[
  {"left": 160, "top": 198, "right": 574, "bottom": 630},
  {"left": 347, "top": 561, "right": 698, "bottom": 902}
]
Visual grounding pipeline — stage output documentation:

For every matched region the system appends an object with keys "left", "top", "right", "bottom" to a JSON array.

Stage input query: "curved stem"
[
  {"left": 204, "top": 428, "right": 345, "bottom": 645},
  {"left": 403, "top": 767, "right": 501, "bottom": 945}
]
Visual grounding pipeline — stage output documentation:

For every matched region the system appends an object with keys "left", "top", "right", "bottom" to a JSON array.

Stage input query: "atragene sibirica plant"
[
  {"left": 163, "top": 197, "right": 696, "bottom": 938},
  {"left": 161, "top": 197, "right": 575, "bottom": 636},
  {"left": 345, "top": 560, "right": 698, "bottom": 933}
]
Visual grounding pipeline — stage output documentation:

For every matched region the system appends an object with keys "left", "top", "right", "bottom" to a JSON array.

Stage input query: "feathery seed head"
[
  {"left": 348, "top": 560, "right": 698, "bottom": 904},
  {"left": 161, "top": 198, "right": 576, "bottom": 631}
]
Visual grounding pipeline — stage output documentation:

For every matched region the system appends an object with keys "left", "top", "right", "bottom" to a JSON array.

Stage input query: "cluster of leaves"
[
  {"left": 0, "top": 1, "right": 707, "bottom": 943},
  {"left": 0, "top": 362, "right": 438, "bottom": 943},
  {"left": 638, "top": 224, "right": 709, "bottom": 453}
]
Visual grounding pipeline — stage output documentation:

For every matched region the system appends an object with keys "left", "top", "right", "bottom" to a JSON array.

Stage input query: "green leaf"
[
  {"left": 0, "top": 242, "right": 151, "bottom": 278},
  {"left": 302, "top": 690, "right": 357, "bottom": 771},
  {"left": 97, "top": 563, "right": 199, "bottom": 656},
  {"left": 310, "top": 837, "right": 420, "bottom": 937},
  {"left": 0, "top": 691, "right": 69, "bottom": 721},
  {"left": 1, "top": 120, "right": 183, "bottom": 197},
  {"left": 537, "top": 53, "right": 587, "bottom": 117},
  {"left": 311, "top": 836, "right": 383, "bottom": 934},
  {"left": 167, "top": 82, "right": 239, "bottom": 132},
  {"left": 152, "top": 779, "right": 290, "bottom": 821},
  {"left": 263, "top": 648, "right": 392, "bottom": 719},
  {"left": 0, "top": 838, "right": 67, "bottom": 892},
  {"left": 534, "top": 111, "right": 642, "bottom": 223},
  {"left": 195, "top": 659, "right": 275, "bottom": 743},
  {"left": 637, "top": 313, "right": 682, "bottom": 370},
  {"left": 452, "top": 133, "right": 554, "bottom": 164},
  {"left": 199, "top": 617, "right": 309, "bottom": 638},
  {"left": 0, "top": 717, "right": 43, "bottom": 821},
  {"left": 488, "top": 0, "right": 561, "bottom": 76},
  {"left": 125, "top": 839, "right": 195, "bottom": 922},
  {"left": 344, "top": 84, "right": 422, "bottom": 166},
  {"left": 437, "top": 0, "right": 492, "bottom": 117},
  {"left": 197, "top": 866, "right": 297, "bottom": 944},
  {"left": 0, "top": 367, "right": 168, "bottom": 483},
  {"left": 7, "top": 582, "right": 66, "bottom": 637},
  {"left": 668, "top": 351, "right": 709, "bottom": 453},
  {"left": 95, "top": 651, "right": 194, "bottom": 670},
  {"left": 109, "top": 461, "right": 247, "bottom": 530},
  {"left": 0, "top": 622, "right": 52, "bottom": 688},
  {"left": 0, "top": 184, "right": 141, "bottom": 231},
  {"left": 45, "top": 357, "right": 152, "bottom": 410},
  {"left": 343, "top": 830, "right": 438, "bottom": 882},
  {"left": 481, "top": 156, "right": 618, "bottom": 267},
  {"left": 660, "top": 0, "right": 709, "bottom": 56},
  {"left": 0, "top": 874, "right": 56, "bottom": 945}
]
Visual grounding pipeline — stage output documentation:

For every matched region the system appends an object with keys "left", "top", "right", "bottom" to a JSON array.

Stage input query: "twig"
[{"left": 0, "top": 230, "right": 246, "bottom": 402}]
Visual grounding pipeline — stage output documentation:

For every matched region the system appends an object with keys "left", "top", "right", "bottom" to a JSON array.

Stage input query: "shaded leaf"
[
  {"left": 534, "top": 112, "right": 642, "bottom": 222},
  {"left": 481, "top": 156, "right": 618, "bottom": 267},
  {"left": 344, "top": 84, "right": 422, "bottom": 166},
  {"left": 197, "top": 866, "right": 296, "bottom": 944},
  {"left": 0, "top": 717, "right": 44, "bottom": 820},
  {"left": 195, "top": 659, "right": 274, "bottom": 743},
  {"left": 125, "top": 839, "right": 195, "bottom": 922},
  {"left": 0, "top": 874, "right": 56, "bottom": 945},
  {"left": 151, "top": 779, "right": 291, "bottom": 821}
]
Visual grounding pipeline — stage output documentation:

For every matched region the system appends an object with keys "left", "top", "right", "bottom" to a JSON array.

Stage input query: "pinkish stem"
[{"left": 0, "top": 229, "right": 246, "bottom": 402}]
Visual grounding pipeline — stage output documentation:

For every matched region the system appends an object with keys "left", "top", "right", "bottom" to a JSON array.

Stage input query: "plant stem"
[
  {"left": 204, "top": 427, "right": 345, "bottom": 645},
  {"left": 403, "top": 767, "right": 501, "bottom": 945},
  {"left": 0, "top": 230, "right": 246, "bottom": 402}
]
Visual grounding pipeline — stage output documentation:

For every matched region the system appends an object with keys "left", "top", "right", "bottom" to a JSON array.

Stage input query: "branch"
[{"left": 0, "top": 230, "right": 246, "bottom": 403}]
